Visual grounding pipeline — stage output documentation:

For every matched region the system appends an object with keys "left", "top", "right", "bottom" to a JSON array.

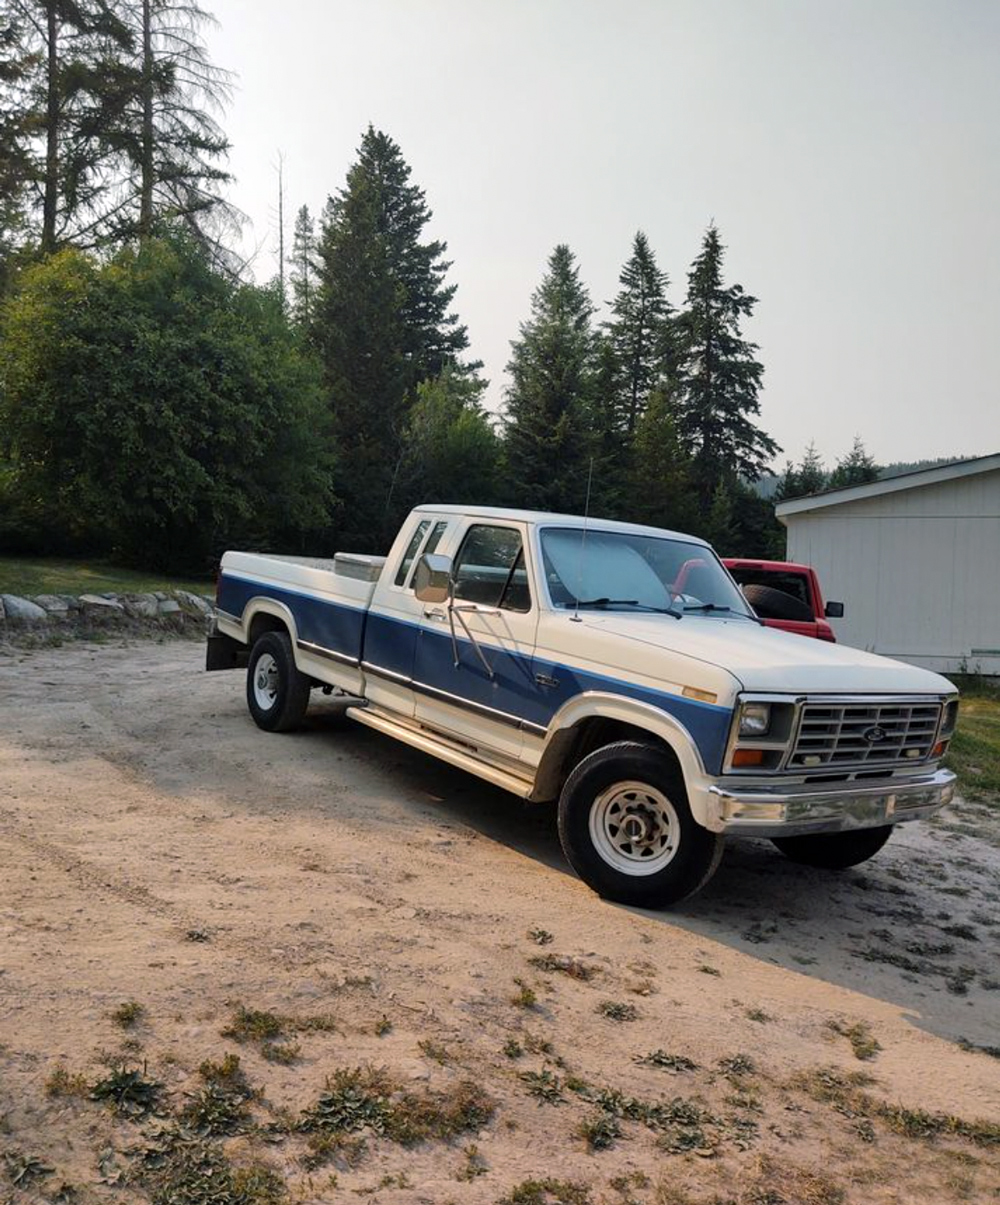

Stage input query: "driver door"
[{"left": 413, "top": 521, "right": 541, "bottom": 765}]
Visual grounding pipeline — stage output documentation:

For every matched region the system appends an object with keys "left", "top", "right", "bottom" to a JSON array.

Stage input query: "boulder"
[
  {"left": 79, "top": 593, "right": 125, "bottom": 614},
  {"left": 121, "top": 593, "right": 160, "bottom": 619},
  {"left": 0, "top": 594, "right": 48, "bottom": 624},
  {"left": 32, "top": 594, "right": 71, "bottom": 615},
  {"left": 157, "top": 598, "right": 181, "bottom": 615},
  {"left": 173, "top": 590, "right": 211, "bottom": 616}
]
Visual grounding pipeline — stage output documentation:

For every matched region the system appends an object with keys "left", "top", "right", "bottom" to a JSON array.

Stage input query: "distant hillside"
[{"left": 878, "top": 456, "right": 974, "bottom": 479}]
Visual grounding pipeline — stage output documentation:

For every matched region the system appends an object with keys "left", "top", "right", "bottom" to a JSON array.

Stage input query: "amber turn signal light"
[
  {"left": 932, "top": 740, "right": 948, "bottom": 758},
  {"left": 732, "top": 749, "right": 765, "bottom": 767}
]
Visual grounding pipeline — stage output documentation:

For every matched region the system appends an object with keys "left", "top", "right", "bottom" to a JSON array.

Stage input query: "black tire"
[
  {"left": 741, "top": 583, "right": 814, "bottom": 624},
  {"left": 557, "top": 742, "right": 724, "bottom": 908},
  {"left": 771, "top": 825, "right": 893, "bottom": 869},
  {"left": 246, "top": 630, "right": 312, "bottom": 732}
]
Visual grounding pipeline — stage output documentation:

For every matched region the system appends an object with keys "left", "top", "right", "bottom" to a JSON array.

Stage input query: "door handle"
[{"left": 424, "top": 608, "right": 447, "bottom": 622}]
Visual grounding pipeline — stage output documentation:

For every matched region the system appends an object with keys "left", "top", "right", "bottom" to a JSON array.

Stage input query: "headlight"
[{"left": 739, "top": 702, "right": 771, "bottom": 736}]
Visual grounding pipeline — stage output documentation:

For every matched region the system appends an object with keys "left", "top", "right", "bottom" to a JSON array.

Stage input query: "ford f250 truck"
[{"left": 207, "top": 506, "right": 958, "bottom": 908}]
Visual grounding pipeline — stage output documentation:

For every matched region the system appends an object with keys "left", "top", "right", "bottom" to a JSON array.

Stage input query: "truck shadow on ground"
[{"left": 323, "top": 710, "right": 1000, "bottom": 1051}]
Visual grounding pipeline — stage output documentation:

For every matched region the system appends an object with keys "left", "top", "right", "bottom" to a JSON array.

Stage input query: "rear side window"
[
  {"left": 452, "top": 525, "right": 531, "bottom": 612},
  {"left": 394, "top": 520, "right": 430, "bottom": 586}
]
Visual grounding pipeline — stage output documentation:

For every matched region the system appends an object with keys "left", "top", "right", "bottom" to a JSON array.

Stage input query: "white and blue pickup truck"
[{"left": 207, "top": 505, "right": 959, "bottom": 908}]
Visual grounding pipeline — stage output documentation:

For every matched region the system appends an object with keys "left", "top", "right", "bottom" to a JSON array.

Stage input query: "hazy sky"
[{"left": 206, "top": 0, "right": 999, "bottom": 469}]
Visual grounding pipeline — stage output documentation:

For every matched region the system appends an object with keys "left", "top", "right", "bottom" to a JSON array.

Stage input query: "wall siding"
[{"left": 784, "top": 469, "right": 1000, "bottom": 674}]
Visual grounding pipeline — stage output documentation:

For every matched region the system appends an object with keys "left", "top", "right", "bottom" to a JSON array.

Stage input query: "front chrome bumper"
[{"left": 707, "top": 768, "right": 956, "bottom": 837}]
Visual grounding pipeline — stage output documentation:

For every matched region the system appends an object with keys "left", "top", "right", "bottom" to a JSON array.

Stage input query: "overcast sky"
[{"left": 206, "top": 0, "right": 999, "bottom": 469}]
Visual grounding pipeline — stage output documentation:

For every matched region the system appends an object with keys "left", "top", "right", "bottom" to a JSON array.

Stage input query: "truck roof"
[{"left": 411, "top": 504, "right": 710, "bottom": 546}]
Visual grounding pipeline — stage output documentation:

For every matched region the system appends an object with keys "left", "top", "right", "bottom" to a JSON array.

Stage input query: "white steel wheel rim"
[
  {"left": 253, "top": 653, "right": 280, "bottom": 710},
  {"left": 589, "top": 780, "right": 681, "bottom": 876}
]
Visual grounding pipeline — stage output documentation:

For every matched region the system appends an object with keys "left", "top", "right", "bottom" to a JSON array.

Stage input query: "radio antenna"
[{"left": 570, "top": 457, "right": 595, "bottom": 624}]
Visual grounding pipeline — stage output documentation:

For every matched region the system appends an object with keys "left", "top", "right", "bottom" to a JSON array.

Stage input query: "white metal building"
[{"left": 775, "top": 453, "right": 1000, "bottom": 674}]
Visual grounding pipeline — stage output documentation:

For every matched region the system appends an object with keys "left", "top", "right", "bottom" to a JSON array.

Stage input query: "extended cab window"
[
  {"left": 452, "top": 525, "right": 531, "bottom": 612},
  {"left": 394, "top": 520, "right": 430, "bottom": 586}
]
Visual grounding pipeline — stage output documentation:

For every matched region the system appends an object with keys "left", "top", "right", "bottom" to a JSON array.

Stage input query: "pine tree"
[
  {"left": 98, "top": 0, "right": 238, "bottom": 255},
  {"left": 1, "top": 0, "right": 133, "bottom": 253},
  {"left": 674, "top": 224, "right": 779, "bottom": 504},
  {"left": 604, "top": 230, "right": 674, "bottom": 436},
  {"left": 829, "top": 436, "right": 879, "bottom": 488},
  {"left": 626, "top": 385, "right": 694, "bottom": 533},
  {"left": 313, "top": 126, "right": 473, "bottom": 548},
  {"left": 503, "top": 244, "right": 595, "bottom": 514},
  {"left": 705, "top": 479, "right": 737, "bottom": 554},
  {"left": 289, "top": 203, "right": 316, "bottom": 326},
  {"left": 775, "top": 440, "right": 827, "bottom": 500}
]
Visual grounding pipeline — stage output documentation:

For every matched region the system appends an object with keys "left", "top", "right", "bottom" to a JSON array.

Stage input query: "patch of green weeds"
[
  {"left": 529, "top": 954, "right": 597, "bottom": 981},
  {"left": 180, "top": 1054, "right": 256, "bottom": 1136},
  {"left": 608, "top": 1171, "right": 650, "bottom": 1203},
  {"left": 511, "top": 979, "right": 538, "bottom": 1009},
  {"left": 596, "top": 1000, "right": 638, "bottom": 1023},
  {"left": 827, "top": 1019, "right": 882, "bottom": 1061},
  {"left": 222, "top": 1006, "right": 284, "bottom": 1044},
  {"left": 455, "top": 1143, "right": 488, "bottom": 1181},
  {"left": 45, "top": 1065, "right": 90, "bottom": 1098},
  {"left": 635, "top": 1050, "right": 698, "bottom": 1074},
  {"left": 261, "top": 1041, "right": 301, "bottom": 1065},
  {"left": 697, "top": 964, "right": 721, "bottom": 976},
  {"left": 374, "top": 1015, "right": 392, "bottom": 1037},
  {"left": 138, "top": 1137, "right": 286, "bottom": 1205},
  {"left": 497, "top": 1179, "right": 591, "bottom": 1205},
  {"left": 3, "top": 1151, "right": 53, "bottom": 1186},
  {"left": 528, "top": 928, "right": 554, "bottom": 945},
  {"left": 502, "top": 1038, "right": 524, "bottom": 1059},
  {"left": 111, "top": 1001, "right": 145, "bottom": 1029},
  {"left": 520, "top": 1069, "right": 564, "bottom": 1105},
  {"left": 300, "top": 1131, "right": 367, "bottom": 1172},
  {"left": 417, "top": 1038, "right": 451, "bottom": 1064},
  {"left": 578, "top": 1109, "right": 620, "bottom": 1150},
  {"left": 299, "top": 1066, "right": 494, "bottom": 1148},
  {"left": 793, "top": 1066, "right": 1000, "bottom": 1149},
  {"left": 90, "top": 1064, "right": 163, "bottom": 1119},
  {"left": 718, "top": 1053, "right": 756, "bottom": 1079},
  {"left": 746, "top": 1008, "right": 772, "bottom": 1023}
]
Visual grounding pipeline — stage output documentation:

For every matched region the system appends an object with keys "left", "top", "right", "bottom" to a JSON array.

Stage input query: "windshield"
[{"left": 538, "top": 527, "right": 754, "bottom": 618}]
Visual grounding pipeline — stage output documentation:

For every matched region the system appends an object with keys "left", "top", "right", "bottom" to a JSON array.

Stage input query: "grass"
[
  {"left": 0, "top": 555, "right": 210, "bottom": 599},
  {"left": 111, "top": 1001, "right": 144, "bottom": 1030},
  {"left": 945, "top": 682, "right": 1000, "bottom": 801}
]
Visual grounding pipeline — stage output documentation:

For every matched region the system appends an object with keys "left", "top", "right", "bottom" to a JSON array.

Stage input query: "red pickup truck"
[{"left": 722, "top": 559, "right": 844, "bottom": 643}]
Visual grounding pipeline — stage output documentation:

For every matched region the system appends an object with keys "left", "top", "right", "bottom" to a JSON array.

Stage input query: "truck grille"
[{"left": 789, "top": 701, "right": 942, "bottom": 769}]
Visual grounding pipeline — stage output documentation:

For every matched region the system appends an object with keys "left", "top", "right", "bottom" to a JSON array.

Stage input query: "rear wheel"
[
  {"left": 246, "top": 630, "right": 311, "bottom": 732},
  {"left": 771, "top": 825, "right": 893, "bottom": 869},
  {"left": 557, "top": 742, "right": 724, "bottom": 908}
]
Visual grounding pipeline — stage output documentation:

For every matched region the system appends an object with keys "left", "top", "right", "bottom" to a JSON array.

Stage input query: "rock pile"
[{"left": 0, "top": 589, "right": 215, "bottom": 638}]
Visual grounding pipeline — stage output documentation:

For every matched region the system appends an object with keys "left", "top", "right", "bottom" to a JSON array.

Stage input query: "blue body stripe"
[
  {"left": 221, "top": 573, "right": 733, "bottom": 774},
  {"left": 218, "top": 574, "right": 366, "bottom": 662}
]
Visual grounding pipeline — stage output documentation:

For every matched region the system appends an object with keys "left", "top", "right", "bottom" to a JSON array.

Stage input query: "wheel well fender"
[
  {"left": 530, "top": 693, "right": 712, "bottom": 821},
  {"left": 245, "top": 599, "right": 298, "bottom": 647}
]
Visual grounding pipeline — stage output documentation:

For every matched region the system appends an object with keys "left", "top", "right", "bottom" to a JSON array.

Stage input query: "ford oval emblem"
[{"left": 863, "top": 726, "right": 887, "bottom": 744}]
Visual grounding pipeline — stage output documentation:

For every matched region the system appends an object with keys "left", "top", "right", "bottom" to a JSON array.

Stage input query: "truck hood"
[{"left": 577, "top": 613, "right": 955, "bottom": 696}]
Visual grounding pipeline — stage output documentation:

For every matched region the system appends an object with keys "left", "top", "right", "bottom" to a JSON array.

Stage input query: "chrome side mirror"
[{"left": 413, "top": 552, "right": 453, "bottom": 604}]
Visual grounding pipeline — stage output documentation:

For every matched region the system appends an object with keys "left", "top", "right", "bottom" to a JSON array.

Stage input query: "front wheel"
[
  {"left": 771, "top": 825, "right": 893, "bottom": 869},
  {"left": 246, "top": 630, "right": 312, "bottom": 732},
  {"left": 557, "top": 742, "right": 724, "bottom": 908}
]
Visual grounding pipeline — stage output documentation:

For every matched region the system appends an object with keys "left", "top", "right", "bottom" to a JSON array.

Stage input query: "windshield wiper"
[
  {"left": 571, "top": 599, "right": 681, "bottom": 619},
  {"left": 681, "top": 603, "right": 756, "bottom": 620}
]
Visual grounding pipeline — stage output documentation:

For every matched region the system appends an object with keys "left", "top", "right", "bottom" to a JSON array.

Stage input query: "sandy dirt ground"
[{"left": 0, "top": 638, "right": 998, "bottom": 1205}]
